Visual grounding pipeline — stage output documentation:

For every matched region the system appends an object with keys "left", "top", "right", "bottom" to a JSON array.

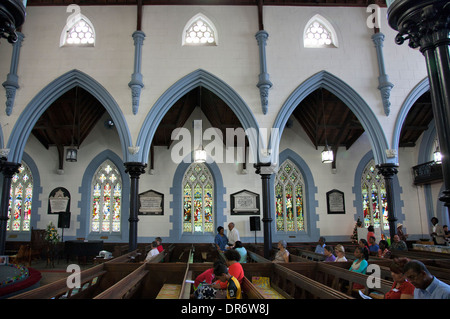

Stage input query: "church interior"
[{"left": 0, "top": 0, "right": 450, "bottom": 302}]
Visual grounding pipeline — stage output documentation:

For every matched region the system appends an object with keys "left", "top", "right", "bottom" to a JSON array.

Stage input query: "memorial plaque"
[
  {"left": 231, "top": 190, "right": 260, "bottom": 215},
  {"left": 326, "top": 189, "right": 345, "bottom": 214},
  {"left": 48, "top": 188, "right": 71, "bottom": 214},
  {"left": 139, "top": 190, "right": 164, "bottom": 215}
]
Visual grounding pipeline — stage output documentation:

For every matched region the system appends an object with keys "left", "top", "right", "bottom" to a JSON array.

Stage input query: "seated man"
[
  {"left": 213, "top": 263, "right": 241, "bottom": 299},
  {"left": 368, "top": 236, "right": 379, "bottom": 255},
  {"left": 314, "top": 237, "right": 326, "bottom": 254}
]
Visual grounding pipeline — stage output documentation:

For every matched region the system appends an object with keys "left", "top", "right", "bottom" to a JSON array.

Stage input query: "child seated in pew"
[
  {"left": 193, "top": 260, "right": 223, "bottom": 290},
  {"left": 213, "top": 263, "right": 242, "bottom": 299},
  {"left": 144, "top": 241, "right": 160, "bottom": 262},
  {"left": 324, "top": 245, "right": 336, "bottom": 262},
  {"left": 212, "top": 249, "right": 244, "bottom": 290}
]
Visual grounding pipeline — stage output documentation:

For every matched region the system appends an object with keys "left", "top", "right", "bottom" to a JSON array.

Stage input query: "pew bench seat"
[
  {"left": 156, "top": 284, "right": 182, "bottom": 299},
  {"left": 252, "top": 276, "right": 286, "bottom": 299}
]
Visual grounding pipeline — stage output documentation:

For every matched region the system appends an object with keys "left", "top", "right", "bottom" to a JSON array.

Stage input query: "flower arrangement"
[{"left": 45, "top": 222, "right": 60, "bottom": 244}]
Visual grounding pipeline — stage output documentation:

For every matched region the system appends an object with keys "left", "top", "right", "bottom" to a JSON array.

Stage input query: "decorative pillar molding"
[
  {"left": 254, "top": 162, "right": 275, "bottom": 259},
  {"left": 128, "top": 30, "right": 145, "bottom": 115},
  {"left": 3, "top": 31, "right": 24, "bottom": 116},
  {"left": 124, "top": 161, "right": 146, "bottom": 252},
  {"left": 371, "top": 32, "right": 394, "bottom": 116},
  {"left": 255, "top": 30, "right": 272, "bottom": 115},
  {"left": 388, "top": 0, "right": 450, "bottom": 216},
  {"left": 376, "top": 163, "right": 398, "bottom": 240},
  {"left": 0, "top": 161, "right": 21, "bottom": 255}
]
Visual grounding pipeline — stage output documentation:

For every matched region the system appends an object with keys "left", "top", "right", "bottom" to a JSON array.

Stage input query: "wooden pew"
[
  {"left": 94, "top": 263, "right": 149, "bottom": 299},
  {"left": 242, "top": 263, "right": 353, "bottom": 299},
  {"left": 9, "top": 249, "right": 149, "bottom": 299}
]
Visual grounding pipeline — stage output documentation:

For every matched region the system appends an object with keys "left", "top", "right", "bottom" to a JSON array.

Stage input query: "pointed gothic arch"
[
  {"left": 392, "top": 77, "right": 430, "bottom": 154},
  {"left": 271, "top": 71, "right": 389, "bottom": 165},
  {"left": 136, "top": 68, "right": 260, "bottom": 164},
  {"left": 6, "top": 69, "right": 132, "bottom": 164}
]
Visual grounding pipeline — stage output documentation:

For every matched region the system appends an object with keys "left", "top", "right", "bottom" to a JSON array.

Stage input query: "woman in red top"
[
  {"left": 213, "top": 250, "right": 244, "bottom": 290},
  {"left": 384, "top": 258, "right": 414, "bottom": 299}
]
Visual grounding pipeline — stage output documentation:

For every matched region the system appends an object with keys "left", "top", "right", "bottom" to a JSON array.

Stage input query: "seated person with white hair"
[{"left": 273, "top": 240, "right": 289, "bottom": 263}]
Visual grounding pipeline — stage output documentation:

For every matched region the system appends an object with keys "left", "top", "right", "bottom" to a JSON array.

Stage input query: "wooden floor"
[{"left": 28, "top": 258, "right": 98, "bottom": 286}]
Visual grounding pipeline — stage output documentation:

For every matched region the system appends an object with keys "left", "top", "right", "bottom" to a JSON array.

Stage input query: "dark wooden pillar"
[
  {"left": 254, "top": 163, "right": 274, "bottom": 259},
  {"left": 124, "top": 162, "right": 146, "bottom": 252},
  {"left": 0, "top": 161, "right": 21, "bottom": 255},
  {"left": 376, "top": 163, "right": 398, "bottom": 240},
  {"left": 388, "top": 0, "right": 450, "bottom": 218}
]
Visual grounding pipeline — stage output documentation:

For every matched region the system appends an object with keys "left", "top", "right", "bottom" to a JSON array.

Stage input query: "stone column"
[
  {"left": 0, "top": 161, "right": 21, "bottom": 255},
  {"left": 254, "top": 163, "right": 274, "bottom": 259},
  {"left": 376, "top": 163, "right": 399, "bottom": 240},
  {"left": 124, "top": 162, "right": 146, "bottom": 252},
  {"left": 388, "top": 0, "right": 450, "bottom": 218}
]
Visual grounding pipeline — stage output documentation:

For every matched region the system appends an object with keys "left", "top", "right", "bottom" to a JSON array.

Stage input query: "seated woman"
[
  {"left": 384, "top": 258, "right": 414, "bottom": 299},
  {"left": 273, "top": 240, "right": 289, "bottom": 263},
  {"left": 334, "top": 244, "right": 347, "bottom": 262},
  {"left": 233, "top": 241, "right": 247, "bottom": 263},
  {"left": 350, "top": 246, "right": 368, "bottom": 291},
  {"left": 350, "top": 247, "right": 368, "bottom": 274},
  {"left": 378, "top": 240, "right": 391, "bottom": 258}
]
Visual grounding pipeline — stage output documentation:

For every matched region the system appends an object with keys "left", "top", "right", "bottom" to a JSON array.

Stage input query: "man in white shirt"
[
  {"left": 227, "top": 222, "right": 240, "bottom": 249},
  {"left": 431, "top": 217, "right": 446, "bottom": 245}
]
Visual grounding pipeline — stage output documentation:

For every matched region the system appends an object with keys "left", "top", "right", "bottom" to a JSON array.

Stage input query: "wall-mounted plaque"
[
  {"left": 231, "top": 190, "right": 260, "bottom": 215},
  {"left": 48, "top": 188, "right": 71, "bottom": 214},
  {"left": 326, "top": 189, "right": 345, "bottom": 214},
  {"left": 139, "top": 190, "right": 164, "bottom": 215}
]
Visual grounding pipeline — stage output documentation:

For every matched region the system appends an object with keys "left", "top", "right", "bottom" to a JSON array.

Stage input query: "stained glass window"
[
  {"left": 361, "top": 160, "right": 389, "bottom": 230},
  {"left": 91, "top": 160, "right": 122, "bottom": 233},
  {"left": 7, "top": 163, "right": 33, "bottom": 232},
  {"left": 183, "top": 15, "right": 217, "bottom": 46},
  {"left": 182, "top": 163, "right": 214, "bottom": 233},
  {"left": 275, "top": 160, "right": 305, "bottom": 232}
]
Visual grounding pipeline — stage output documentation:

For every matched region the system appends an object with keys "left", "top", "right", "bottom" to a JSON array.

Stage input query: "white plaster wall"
[{"left": 0, "top": 4, "right": 437, "bottom": 243}]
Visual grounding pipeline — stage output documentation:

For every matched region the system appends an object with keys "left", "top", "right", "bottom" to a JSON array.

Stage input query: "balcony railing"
[{"left": 412, "top": 161, "right": 443, "bottom": 185}]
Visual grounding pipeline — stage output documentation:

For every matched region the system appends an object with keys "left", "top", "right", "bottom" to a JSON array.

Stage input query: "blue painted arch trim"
[
  {"left": 77, "top": 149, "right": 130, "bottom": 242},
  {"left": 353, "top": 150, "right": 404, "bottom": 237},
  {"left": 3, "top": 152, "right": 43, "bottom": 241},
  {"left": 271, "top": 149, "right": 319, "bottom": 242},
  {"left": 169, "top": 153, "right": 227, "bottom": 243},
  {"left": 272, "top": 71, "right": 389, "bottom": 165},
  {"left": 392, "top": 77, "right": 429, "bottom": 154},
  {"left": 6, "top": 69, "right": 132, "bottom": 163},
  {"left": 136, "top": 69, "right": 261, "bottom": 164}
]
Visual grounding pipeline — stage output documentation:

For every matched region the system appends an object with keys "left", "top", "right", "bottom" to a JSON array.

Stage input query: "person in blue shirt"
[
  {"left": 314, "top": 237, "right": 326, "bottom": 254},
  {"left": 404, "top": 259, "right": 450, "bottom": 299},
  {"left": 368, "top": 236, "right": 379, "bottom": 256},
  {"left": 214, "top": 226, "right": 228, "bottom": 252}
]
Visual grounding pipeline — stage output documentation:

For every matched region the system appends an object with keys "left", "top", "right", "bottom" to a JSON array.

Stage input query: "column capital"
[
  {"left": 124, "top": 162, "right": 146, "bottom": 177},
  {"left": 388, "top": 0, "right": 450, "bottom": 51},
  {"left": 254, "top": 163, "right": 277, "bottom": 175},
  {"left": 0, "top": 161, "right": 21, "bottom": 177},
  {"left": 376, "top": 163, "right": 399, "bottom": 179}
]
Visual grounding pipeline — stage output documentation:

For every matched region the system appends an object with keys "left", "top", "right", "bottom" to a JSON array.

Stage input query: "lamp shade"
[
  {"left": 194, "top": 149, "right": 207, "bottom": 163},
  {"left": 321, "top": 145, "right": 333, "bottom": 163},
  {"left": 66, "top": 148, "right": 78, "bottom": 162},
  {"left": 434, "top": 148, "right": 442, "bottom": 164}
]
